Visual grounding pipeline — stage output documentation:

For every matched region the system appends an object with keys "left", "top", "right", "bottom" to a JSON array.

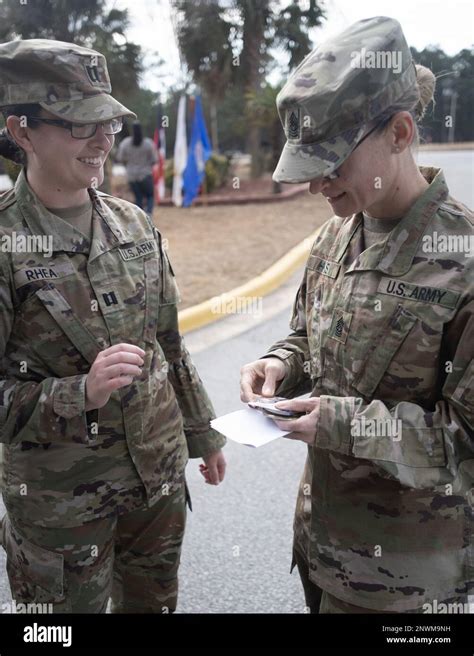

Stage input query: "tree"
[
  {"left": 237, "top": 0, "right": 325, "bottom": 178},
  {"left": 245, "top": 83, "right": 283, "bottom": 192},
  {"left": 0, "top": 0, "right": 143, "bottom": 109},
  {"left": 172, "top": 0, "right": 326, "bottom": 178},
  {"left": 410, "top": 46, "right": 474, "bottom": 143},
  {"left": 172, "top": 0, "right": 233, "bottom": 152}
]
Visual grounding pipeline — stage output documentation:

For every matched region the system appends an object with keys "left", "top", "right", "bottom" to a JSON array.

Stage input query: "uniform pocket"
[
  {"left": 1, "top": 514, "right": 66, "bottom": 604},
  {"left": 35, "top": 283, "right": 101, "bottom": 365},
  {"left": 451, "top": 358, "right": 474, "bottom": 414},
  {"left": 143, "top": 252, "right": 180, "bottom": 341},
  {"left": 159, "top": 252, "right": 181, "bottom": 306},
  {"left": 352, "top": 304, "right": 418, "bottom": 398}
]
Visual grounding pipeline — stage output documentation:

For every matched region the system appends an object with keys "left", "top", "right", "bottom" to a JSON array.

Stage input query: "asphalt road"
[{"left": 177, "top": 297, "right": 307, "bottom": 613}]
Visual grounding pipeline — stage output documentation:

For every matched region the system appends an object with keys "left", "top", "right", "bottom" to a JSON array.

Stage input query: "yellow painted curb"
[{"left": 178, "top": 229, "right": 319, "bottom": 334}]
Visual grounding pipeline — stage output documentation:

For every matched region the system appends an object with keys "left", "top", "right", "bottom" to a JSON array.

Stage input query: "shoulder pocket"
[
  {"left": 160, "top": 252, "right": 181, "bottom": 306},
  {"left": 450, "top": 358, "right": 474, "bottom": 415},
  {"left": 35, "top": 284, "right": 101, "bottom": 364},
  {"left": 352, "top": 305, "right": 418, "bottom": 398}
]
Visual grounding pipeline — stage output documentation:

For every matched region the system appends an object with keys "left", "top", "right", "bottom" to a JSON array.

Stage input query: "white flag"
[{"left": 172, "top": 95, "right": 187, "bottom": 207}]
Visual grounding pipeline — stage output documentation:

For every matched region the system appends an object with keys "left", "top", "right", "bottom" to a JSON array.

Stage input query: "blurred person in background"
[{"left": 116, "top": 120, "right": 158, "bottom": 215}]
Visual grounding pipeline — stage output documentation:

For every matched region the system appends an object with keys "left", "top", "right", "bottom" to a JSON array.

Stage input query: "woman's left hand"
[
  {"left": 199, "top": 449, "right": 226, "bottom": 485},
  {"left": 271, "top": 397, "right": 321, "bottom": 445}
]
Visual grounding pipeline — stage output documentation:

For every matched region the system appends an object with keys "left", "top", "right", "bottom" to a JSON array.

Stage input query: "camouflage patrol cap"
[
  {"left": 0, "top": 39, "right": 137, "bottom": 123},
  {"left": 273, "top": 16, "right": 418, "bottom": 183}
]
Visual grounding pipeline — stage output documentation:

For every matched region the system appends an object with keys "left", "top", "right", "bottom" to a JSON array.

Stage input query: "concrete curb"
[
  {"left": 178, "top": 229, "right": 318, "bottom": 334},
  {"left": 159, "top": 183, "right": 307, "bottom": 207}
]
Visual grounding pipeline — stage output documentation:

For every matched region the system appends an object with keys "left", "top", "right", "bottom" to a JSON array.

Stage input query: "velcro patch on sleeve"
[
  {"left": 307, "top": 255, "right": 340, "bottom": 278},
  {"left": 377, "top": 277, "right": 460, "bottom": 309},
  {"left": 118, "top": 240, "right": 158, "bottom": 261},
  {"left": 14, "top": 261, "right": 75, "bottom": 288},
  {"left": 328, "top": 309, "right": 352, "bottom": 343}
]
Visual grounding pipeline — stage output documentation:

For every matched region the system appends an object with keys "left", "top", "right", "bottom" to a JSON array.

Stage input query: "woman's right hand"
[
  {"left": 85, "top": 343, "right": 145, "bottom": 411},
  {"left": 240, "top": 357, "right": 287, "bottom": 402}
]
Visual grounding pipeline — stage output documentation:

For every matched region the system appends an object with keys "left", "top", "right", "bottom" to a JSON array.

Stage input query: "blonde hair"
[
  {"left": 413, "top": 64, "right": 437, "bottom": 121},
  {"left": 372, "top": 63, "right": 436, "bottom": 147}
]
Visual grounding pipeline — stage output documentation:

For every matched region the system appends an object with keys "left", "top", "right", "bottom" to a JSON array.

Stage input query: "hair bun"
[
  {"left": 414, "top": 64, "right": 436, "bottom": 121},
  {"left": 0, "top": 127, "right": 24, "bottom": 164}
]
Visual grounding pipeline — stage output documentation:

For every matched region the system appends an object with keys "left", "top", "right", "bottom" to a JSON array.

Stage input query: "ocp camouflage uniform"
[
  {"left": 263, "top": 165, "right": 474, "bottom": 611},
  {"left": 0, "top": 170, "right": 225, "bottom": 612},
  {"left": 0, "top": 37, "right": 225, "bottom": 613}
]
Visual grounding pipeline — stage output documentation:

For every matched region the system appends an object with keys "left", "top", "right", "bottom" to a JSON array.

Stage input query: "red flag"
[{"left": 153, "top": 103, "right": 166, "bottom": 204}]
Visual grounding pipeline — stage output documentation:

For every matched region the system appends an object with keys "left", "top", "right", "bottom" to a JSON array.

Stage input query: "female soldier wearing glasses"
[{"left": 0, "top": 39, "right": 226, "bottom": 613}]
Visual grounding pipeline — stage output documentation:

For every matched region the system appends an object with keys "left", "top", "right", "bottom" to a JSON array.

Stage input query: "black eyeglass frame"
[
  {"left": 323, "top": 123, "right": 380, "bottom": 181},
  {"left": 25, "top": 116, "right": 123, "bottom": 139}
]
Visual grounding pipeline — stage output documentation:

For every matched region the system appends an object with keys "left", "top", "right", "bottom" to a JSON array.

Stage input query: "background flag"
[
  {"left": 182, "top": 95, "right": 212, "bottom": 208},
  {"left": 172, "top": 95, "right": 188, "bottom": 207},
  {"left": 153, "top": 102, "right": 166, "bottom": 204}
]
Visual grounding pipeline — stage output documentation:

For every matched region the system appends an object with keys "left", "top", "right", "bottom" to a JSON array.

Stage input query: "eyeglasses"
[
  {"left": 322, "top": 124, "right": 379, "bottom": 180},
  {"left": 27, "top": 117, "right": 123, "bottom": 139}
]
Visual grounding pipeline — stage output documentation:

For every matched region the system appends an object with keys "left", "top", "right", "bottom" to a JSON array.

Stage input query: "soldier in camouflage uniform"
[
  {"left": 0, "top": 39, "right": 226, "bottom": 613},
  {"left": 240, "top": 17, "right": 473, "bottom": 613}
]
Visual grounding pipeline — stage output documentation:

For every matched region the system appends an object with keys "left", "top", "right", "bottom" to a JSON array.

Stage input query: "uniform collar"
[
  {"left": 328, "top": 166, "right": 449, "bottom": 276},
  {"left": 86, "top": 186, "right": 134, "bottom": 261},
  {"left": 14, "top": 168, "right": 134, "bottom": 258}
]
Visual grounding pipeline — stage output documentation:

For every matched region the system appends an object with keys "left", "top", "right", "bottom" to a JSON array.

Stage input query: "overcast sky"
[{"left": 109, "top": 0, "right": 474, "bottom": 93}]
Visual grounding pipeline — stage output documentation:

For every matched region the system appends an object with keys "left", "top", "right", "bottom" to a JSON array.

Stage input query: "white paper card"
[{"left": 211, "top": 407, "right": 290, "bottom": 448}]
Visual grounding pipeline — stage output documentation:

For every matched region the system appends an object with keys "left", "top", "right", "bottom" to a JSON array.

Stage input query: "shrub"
[{"left": 164, "top": 153, "right": 230, "bottom": 195}]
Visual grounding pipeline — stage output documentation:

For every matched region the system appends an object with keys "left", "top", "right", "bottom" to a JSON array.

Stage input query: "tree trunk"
[
  {"left": 240, "top": 0, "right": 268, "bottom": 178},
  {"left": 248, "top": 125, "right": 263, "bottom": 178},
  {"left": 210, "top": 99, "right": 219, "bottom": 152}
]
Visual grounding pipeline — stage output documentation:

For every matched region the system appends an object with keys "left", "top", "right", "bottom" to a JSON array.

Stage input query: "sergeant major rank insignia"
[
  {"left": 329, "top": 309, "right": 352, "bottom": 344},
  {"left": 287, "top": 108, "right": 301, "bottom": 140}
]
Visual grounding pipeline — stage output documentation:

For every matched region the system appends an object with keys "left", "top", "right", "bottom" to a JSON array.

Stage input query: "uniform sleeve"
[
  {"left": 153, "top": 236, "right": 226, "bottom": 459},
  {"left": 315, "top": 300, "right": 474, "bottom": 491},
  {"left": 260, "top": 272, "right": 313, "bottom": 398},
  {"left": 0, "top": 259, "right": 96, "bottom": 445}
]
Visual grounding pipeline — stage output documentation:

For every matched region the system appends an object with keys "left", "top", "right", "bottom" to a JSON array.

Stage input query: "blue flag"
[{"left": 182, "top": 96, "right": 212, "bottom": 207}]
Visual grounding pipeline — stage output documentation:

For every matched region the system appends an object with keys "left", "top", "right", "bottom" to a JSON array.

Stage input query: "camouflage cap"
[
  {"left": 273, "top": 16, "right": 418, "bottom": 183},
  {"left": 0, "top": 39, "right": 137, "bottom": 123}
]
